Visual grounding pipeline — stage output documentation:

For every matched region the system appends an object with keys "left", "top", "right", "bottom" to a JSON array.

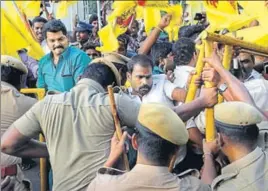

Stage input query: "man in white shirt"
[{"left": 127, "top": 55, "right": 187, "bottom": 108}]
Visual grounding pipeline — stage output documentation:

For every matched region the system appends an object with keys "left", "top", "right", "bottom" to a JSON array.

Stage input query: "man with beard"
[
  {"left": 126, "top": 54, "right": 218, "bottom": 121},
  {"left": 37, "top": 20, "right": 91, "bottom": 92}
]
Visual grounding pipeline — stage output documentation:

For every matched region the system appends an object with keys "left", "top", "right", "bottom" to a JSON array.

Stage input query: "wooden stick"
[{"left": 107, "top": 85, "right": 130, "bottom": 171}]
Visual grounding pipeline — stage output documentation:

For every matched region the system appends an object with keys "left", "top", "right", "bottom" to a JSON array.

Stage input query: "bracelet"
[
  {"left": 202, "top": 153, "right": 214, "bottom": 160},
  {"left": 155, "top": 26, "right": 164, "bottom": 32}
]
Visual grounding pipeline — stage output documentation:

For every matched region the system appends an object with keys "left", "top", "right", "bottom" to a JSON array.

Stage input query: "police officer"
[
  {"left": 87, "top": 103, "right": 211, "bottom": 191},
  {"left": 72, "top": 21, "right": 93, "bottom": 49},
  {"left": 201, "top": 101, "right": 268, "bottom": 190},
  {"left": 1, "top": 55, "right": 37, "bottom": 191}
]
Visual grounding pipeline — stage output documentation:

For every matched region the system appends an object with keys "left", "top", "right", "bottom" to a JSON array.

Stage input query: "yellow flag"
[
  {"left": 227, "top": 26, "right": 268, "bottom": 47},
  {"left": 143, "top": 7, "right": 161, "bottom": 36},
  {"left": 204, "top": 1, "right": 256, "bottom": 32},
  {"left": 1, "top": 7, "right": 44, "bottom": 60},
  {"left": 56, "top": 1, "right": 77, "bottom": 19},
  {"left": 238, "top": 1, "right": 268, "bottom": 27},
  {"left": 16, "top": 1, "right": 41, "bottom": 18}
]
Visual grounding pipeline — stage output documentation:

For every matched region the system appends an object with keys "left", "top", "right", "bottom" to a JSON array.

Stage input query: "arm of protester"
[
  {"left": 1, "top": 101, "right": 49, "bottom": 158},
  {"left": 188, "top": 126, "right": 204, "bottom": 149},
  {"left": 104, "top": 132, "right": 128, "bottom": 168},
  {"left": 173, "top": 87, "right": 218, "bottom": 121},
  {"left": 138, "top": 14, "right": 172, "bottom": 55},
  {"left": 1, "top": 176, "right": 15, "bottom": 191},
  {"left": 171, "top": 88, "right": 187, "bottom": 103},
  {"left": 201, "top": 138, "right": 220, "bottom": 185},
  {"left": 203, "top": 50, "right": 255, "bottom": 105}
]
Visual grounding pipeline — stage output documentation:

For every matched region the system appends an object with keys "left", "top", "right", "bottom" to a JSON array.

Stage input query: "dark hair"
[
  {"left": 127, "top": 54, "right": 154, "bottom": 73},
  {"left": 42, "top": 20, "right": 67, "bottom": 39},
  {"left": 118, "top": 34, "right": 129, "bottom": 47},
  {"left": 89, "top": 14, "right": 98, "bottom": 24},
  {"left": 150, "top": 42, "right": 172, "bottom": 66},
  {"left": 1, "top": 66, "right": 24, "bottom": 89},
  {"left": 173, "top": 38, "right": 196, "bottom": 66},
  {"left": 178, "top": 25, "right": 205, "bottom": 40},
  {"left": 132, "top": 20, "right": 139, "bottom": 28},
  {"left": 80, "top": 63, "right": 116, "bottom": 88},
  {"left": 135, "top": 122, "right": 178, "bottom": 166},
  {"left": 216, "top": 124, "right": 259, "bottom": 147},
  {"left": 32, "top": 17, "right": 48, "bottom": 26},
  {"left": 81, "top": 42, "right": 100, "bottom": 51}
]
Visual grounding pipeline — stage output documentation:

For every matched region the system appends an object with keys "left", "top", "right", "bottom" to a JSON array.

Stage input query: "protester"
[
  {"left": 37, "top": 19, "right": 91, "bottom": 92},
  {"left": 87, "top": 103, "right": 210, "bottom": 191},
  {"left": 201, "top": 102, "right": 268, "bottom": 191},
  {"left": 88, "top": 14, "right": 100, "bottom": 43},
  {"left": 31, "top": 17, "right": 48, "bottom": 44},
  {"left": 81, "top": 41, "right": 101, "bottom": 60},
  {"left": 1, "top": 55, "right": 37, "bottom": 191}
]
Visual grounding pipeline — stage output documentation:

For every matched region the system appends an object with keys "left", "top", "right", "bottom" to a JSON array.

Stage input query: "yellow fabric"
[
  {"left": 227, "top": 26, "right": 268, "bottom": 47},
  {"left": 238, "top": 1, "right": 268, "bottom": 27},
  {"left": 56, "top": 1, "right": 77, "bottom": 19},
  {"left": 16, "top": 1, "right": 41, "bottom": 18},
  {"left": 138, "top": 103, "right": 189, "bottom": 146},
  {"left": 204, "top": 1, "right": 256, "bottom": 32},
  {"left": 98, "top": 1, "right": 182, "bottom": 52},
  {"left": 1, "top": 6, "right": 44, "bottom": 60}
]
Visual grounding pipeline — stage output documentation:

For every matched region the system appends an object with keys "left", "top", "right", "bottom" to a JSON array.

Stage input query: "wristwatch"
[{"left": 218, "top": 83, "right": 228, "bottom": 95}]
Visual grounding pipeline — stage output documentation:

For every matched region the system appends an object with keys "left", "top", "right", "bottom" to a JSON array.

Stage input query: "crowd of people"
[{"left": 1, "top": 1, "right": 268, "bottom": 191}]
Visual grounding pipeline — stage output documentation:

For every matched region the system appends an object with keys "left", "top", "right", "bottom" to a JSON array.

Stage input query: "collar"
[
  {"left": 175, "top": 65, "right": 195, "bottom": 72},
  {"left": 75, "top": 78, "right": 105, "bottom": 93},
  {"left": 222, "top": 147, "right": 264, "bottom": 175},
  {"left": 244, "top": 69, "right": 262, "bottom": 82},
  {"left": 131, "top": 164, "right": 170, "bottom": 174}
]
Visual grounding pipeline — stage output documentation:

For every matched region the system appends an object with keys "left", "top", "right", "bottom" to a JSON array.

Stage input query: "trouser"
[{"left": 1, "top": 152, "right": 32, "bottom": 191}]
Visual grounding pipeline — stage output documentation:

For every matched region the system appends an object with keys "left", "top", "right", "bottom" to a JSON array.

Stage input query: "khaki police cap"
[
  {"left": 103, "top": 52, "right": 130, "bottom": 65},
  {"left": 1, "top": 55, "right": 28, "bottom": 74},
  {"left": 215, "top": 101, "right": 262, "bottom": 126},
  {"left": 91, "top": 57, "right": 121, "bottom": 86},
  {"left": 138, "top": 103, "right": 189, "bottom": 146}
]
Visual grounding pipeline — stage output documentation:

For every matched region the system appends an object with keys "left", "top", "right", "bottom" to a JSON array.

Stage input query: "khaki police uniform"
[
  {"left": 87, "top": 103, "right": 210, "bottom": 191},
  {"left": 11, "top": 78, "right": 140, "bottom": 191},
  {"left": 212, "top": 102, "right": 268, "bottom": 191},
  {"left": 1, "top": 55, "right": 37, "bottom": 191}
]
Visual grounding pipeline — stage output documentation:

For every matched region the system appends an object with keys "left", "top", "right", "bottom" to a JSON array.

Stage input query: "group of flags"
[
  {"left": 97, "top": 0, "right": 268, "bottom": 52},
  {"left": 1, "top": 0, "right": 268, "bottom": 58}
]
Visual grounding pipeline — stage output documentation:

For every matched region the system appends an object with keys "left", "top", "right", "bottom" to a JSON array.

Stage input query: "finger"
[
  {"left": 119, "top": 132, "right": 128, "bottom": 146},
  {"left": 1, "top": 176, "right": 11, "bottom": 188}
]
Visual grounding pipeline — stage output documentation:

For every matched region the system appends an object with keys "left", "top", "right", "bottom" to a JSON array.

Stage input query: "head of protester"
[
  {"left": 75, "top": 21, "right": 93, "bottom": 44},
  {"left": 32, "top": 16, "right": 48, "bottom": 44},
  {"left": 173, "top": 37, "right": 196, "bottom": 67},
  {"left": 43, "top": 19, "right": 69, "bottom": 57},
  {"left": 117, "top": 34, "right": 129, "bottom": 56},
  {"left": 237, "top": 52, "right": 258, "bottom": 81},
  {"left": 89, "top": 14, "right": 99, "bottom": 33},
  {"left": 129, "top": 20, "right": 139, "bottom": 38},
  {"left": 82, "top": 42, "right": 101, "bottom": 60},
  {"left": 1, "top": 55, "right": 28, "bottom": 90},
  {"left": 127, "top": 55, "right": 154, "bottom": 97},
  {"left": 150, "top": 42, "right": 173, "bottom": 74}
]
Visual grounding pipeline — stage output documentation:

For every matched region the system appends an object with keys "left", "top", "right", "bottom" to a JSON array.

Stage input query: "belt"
[{"left": 1, "top": 165, "right": 17, "bottom": 179}]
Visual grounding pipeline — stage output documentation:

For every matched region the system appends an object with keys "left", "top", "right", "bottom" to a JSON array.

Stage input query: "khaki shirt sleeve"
[
  {"left": 115, "top": 92, "right": 141, "bottom": 128},
  {"left": 180, "top": 176, "right": 211, "bottom": 191},
  {"left": 12, "top": 100, "right": 44, "bottom": 138}
]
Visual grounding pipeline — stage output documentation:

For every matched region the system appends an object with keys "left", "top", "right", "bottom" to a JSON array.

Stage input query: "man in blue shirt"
[{"left": 37, "top": 20, "right": 91, "bottom": 92}]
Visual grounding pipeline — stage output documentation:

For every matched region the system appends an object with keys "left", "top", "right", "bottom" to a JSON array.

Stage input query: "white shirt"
[
  {"left": 174, "top": 65, "right": 195, "bottom": 89},
  {"left": 41, "top": 40, "right": 50, "bottom": 54},
  {"left": 129, "top": 74, "right": 178, "bottom": 108},
  {"left": 244, "top": 69, "right": 263, "bottom": 82}
]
